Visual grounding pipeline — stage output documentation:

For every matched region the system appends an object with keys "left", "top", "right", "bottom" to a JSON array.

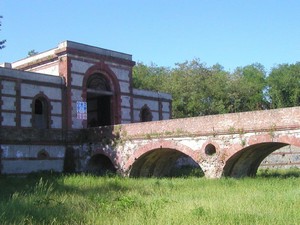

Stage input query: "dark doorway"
[
  {"left": 87, "top": 74, "right": 113, "bottom": 127},
  {"left": 140, "top": 106, "right": 153, "bottom": 122},
  {"left": 87, "top": 94, "right": 111, "bottom": 127}
]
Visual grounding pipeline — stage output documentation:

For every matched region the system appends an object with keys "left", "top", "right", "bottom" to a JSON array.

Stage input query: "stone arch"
[
  {"left": 82, "top": 62, "right": 121, "bottom": 127},
  {"left": 86, "top": 150, "right": 117, "bottom": 175},
  {"left": 140, "top": 104, "right": 153, "bottom": 122},
  {"left": 223, "top": 134, "right": 300, "bottom": 178},
  {"left": 32, "top": 93, "right": 51, "bottom": 129},
  {"left": 124, "top": 140, "right": 203, "bottom": 177}
]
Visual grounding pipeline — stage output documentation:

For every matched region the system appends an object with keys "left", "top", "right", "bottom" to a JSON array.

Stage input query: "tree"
[
  {"left": 0, "top": 16, "right": 6, "bottom": 50},
  {"left": 228, "top": 63, "right": 267, "bottom": 112},
  {"left": 133, "top": 59, "right": 230, "bottom": 118},
  {"left": 160, "top": 59, "right": 230, "bottom": 118},
  {"left": 132, "top": 62, "right": 169, "bottom": 91},
  {"left": 165, "top": 59, "right": 212, "bottom": 118},
  {"left": 132, "top": 59, "right": 272, "bottom": 119},
  {"left": 202, "top": 64, "right": 231, "bottom": 115},
  {"left": 267, "top": 63, "right": 300, "bottom": 108},
  {"left": 28, "top": 49, "right": 39, "bottom": 57}
]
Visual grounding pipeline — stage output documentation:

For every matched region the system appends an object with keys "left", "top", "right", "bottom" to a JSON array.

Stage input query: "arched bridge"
[{"left": 80, "top": 107, "right": 300, "bottom": 178}]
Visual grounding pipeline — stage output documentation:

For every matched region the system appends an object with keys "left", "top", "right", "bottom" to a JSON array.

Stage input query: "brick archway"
[
  {"left": 123, "top": 140, "right": 201, "bottom": 177},
  {"left": 223, "top": 134, "right": 300, "bottom": 178},
  {"left": 82, "top": 62, "right": 121, "bottom": 127}
]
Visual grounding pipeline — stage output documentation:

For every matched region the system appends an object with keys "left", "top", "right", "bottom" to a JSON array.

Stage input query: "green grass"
[{"left": 1, "top": 169, "right": 300, "bottom": 225}]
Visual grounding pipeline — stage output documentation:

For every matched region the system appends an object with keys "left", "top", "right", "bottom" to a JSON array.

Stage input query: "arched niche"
[
  {"left": 32, "top": 94, "right": 50, "bottom": 129},
  {"left": 140, "top": 105, "right": 153, "bottom": 122}
]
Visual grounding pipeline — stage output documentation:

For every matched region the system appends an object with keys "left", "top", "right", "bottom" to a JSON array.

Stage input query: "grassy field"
[{"left": 0, "top": 169, "right": 300, "bottom": 225}]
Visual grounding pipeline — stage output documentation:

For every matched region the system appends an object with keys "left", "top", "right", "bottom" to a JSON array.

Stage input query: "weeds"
[{"left": 0, "top": 170, "right": 300, "bottom": 224}]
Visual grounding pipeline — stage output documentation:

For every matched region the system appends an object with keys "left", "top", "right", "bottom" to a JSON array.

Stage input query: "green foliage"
[
  {"left": 267, "top": 62, "right": 300, "bottom": 108},
  {"left": 229, "top": 63, "right": 268, "bottom": 112},
  {"left": 132, "top": 62, "right": 170, "bottom": 92},
  {"left": 0, "top": 16, "right": 6, "bottom": 50},
  {"left": 27, "top": 49, "right": 39, "bottom": 57},
  {"left": 1, "top": 172, "right": 300, "bottom": 224},
  {"left": 133, "top": 59, "right": 300, "bottom": 118}
]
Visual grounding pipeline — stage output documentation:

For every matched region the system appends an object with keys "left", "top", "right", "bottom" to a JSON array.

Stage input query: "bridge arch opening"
[
  {"left": 129, "top": 148, "right": 204, "bottom": 178},
  {"left": 86, "top": 154, "right": 116, "bottom": 176},
  {"left": 223, "top": 142, "right": 290, "bottom": 178}
]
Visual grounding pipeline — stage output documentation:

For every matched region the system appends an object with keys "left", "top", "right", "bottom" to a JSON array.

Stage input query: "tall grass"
[{"left": 0, "top": 169, "right": 300, "bottom": 224}]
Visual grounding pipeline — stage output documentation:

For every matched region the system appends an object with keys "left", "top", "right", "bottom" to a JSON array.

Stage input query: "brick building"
[{"left": 0, "top": 41, "right": 171, "bottom": 174}]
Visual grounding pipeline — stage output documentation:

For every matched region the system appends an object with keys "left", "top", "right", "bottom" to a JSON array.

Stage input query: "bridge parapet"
[{"left": 117, "top": 107, "right": 300, "bottom": 139}]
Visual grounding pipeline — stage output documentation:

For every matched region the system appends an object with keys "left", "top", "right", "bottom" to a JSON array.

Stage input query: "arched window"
[
  {"left": 140, "top": 105, "right": 153, "bottom": 122},
  {"left": 87, "top": 75, "right": 111, "bottom": 91},
  {"left": 33, "top": 96, "right": 49, "bottom": 129}
]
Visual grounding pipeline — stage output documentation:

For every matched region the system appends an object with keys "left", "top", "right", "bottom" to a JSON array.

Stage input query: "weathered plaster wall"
[{"left": 1, "top": 144, "right": 65, "bottom": 174}]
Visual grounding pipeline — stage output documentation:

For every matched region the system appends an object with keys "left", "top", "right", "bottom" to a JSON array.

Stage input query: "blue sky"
[{"left": 1, "top": 0, "right": 300, "bottom": 72}]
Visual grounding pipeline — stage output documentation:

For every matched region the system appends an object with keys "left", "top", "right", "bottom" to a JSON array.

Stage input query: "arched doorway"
[
  {"left": 140, "top": 105, "right": 153, "bottom": 122},
  {"left": 86, "top": 74, "right": 113, "bottom": 127}
]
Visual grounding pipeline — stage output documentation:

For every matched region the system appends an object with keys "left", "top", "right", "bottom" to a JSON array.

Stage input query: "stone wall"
[{"left": 260, "top": 145, "right": 300, "bottom": 169}]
